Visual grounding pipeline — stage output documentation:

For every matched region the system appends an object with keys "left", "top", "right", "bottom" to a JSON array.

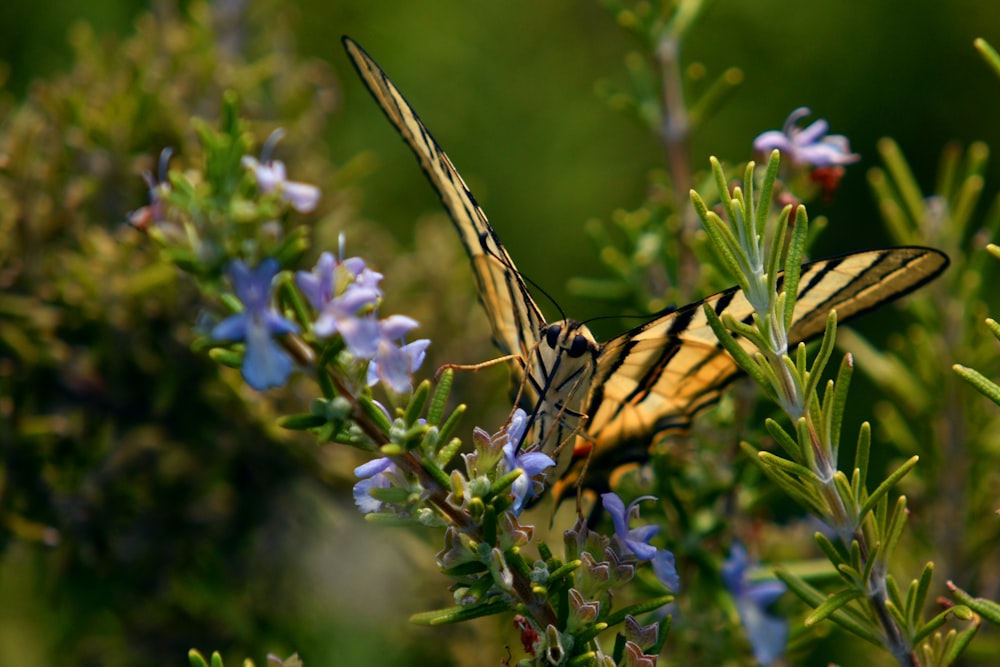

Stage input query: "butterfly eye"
[
  {"left": 545, "top": 325, "right": 562, "bottom": 349},
  {"left": 568, "top": 334, "right": 590, "bottom": 358}
]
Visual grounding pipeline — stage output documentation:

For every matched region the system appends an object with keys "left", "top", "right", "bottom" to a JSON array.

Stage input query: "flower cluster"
[
  {"left": 207, "top": 146, "right": 428, "bottom": 394},
  {"left": 294, "top": 244, "right": 429, "bottom": 394},
  {"left": 349, "top": 403, "right": 679, "bottom": 665}
]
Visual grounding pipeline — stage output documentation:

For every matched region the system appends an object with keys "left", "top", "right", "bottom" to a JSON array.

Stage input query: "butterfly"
[{"left": 342, "top": 37, "right": 949, "bottom": 504}]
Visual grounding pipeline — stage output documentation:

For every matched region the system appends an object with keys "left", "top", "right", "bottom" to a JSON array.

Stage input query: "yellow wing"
[
  {"left": 554, "top": 247, "right": 949, "bottom": 498},
  {"left": 343, "top": 37, "right": 545, "bottom": 381}
]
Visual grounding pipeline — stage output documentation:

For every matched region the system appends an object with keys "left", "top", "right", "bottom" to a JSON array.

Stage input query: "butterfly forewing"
[
  {"left": 343, "top": 37, "right": 545, "bottom": 375},
  {"left": 343, "top": 37, "right": 949, "bottom": 504}
]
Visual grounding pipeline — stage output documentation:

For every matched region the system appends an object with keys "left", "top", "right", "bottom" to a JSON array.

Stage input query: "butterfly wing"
[
  {"left": 343, "top": 38, "right": 949, "bottom": 504},
  {"left": 342, "top": 37, "right": 545, "bottom": 382},
  {"left": 556, "top": 247, "right": 949, "bottom": 495}
]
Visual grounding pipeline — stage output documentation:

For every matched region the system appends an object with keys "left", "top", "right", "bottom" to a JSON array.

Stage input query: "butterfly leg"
[{"left": 435, "top": 354, "right": 521, "bottom": 381}]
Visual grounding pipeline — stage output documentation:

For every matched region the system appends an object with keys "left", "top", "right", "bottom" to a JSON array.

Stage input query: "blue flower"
[
  {"left": 353, "top": 457, "right": 400, "bottom": 514},
  {"left": 366, "top": 315, "right": 430, "bottom": 394},
  {"left": 295, "top": 251, "right": 383, "bottom": 357},
  {"left": 721, "top": 543, "right": 788, "bottom": 666},
  {"left": 500, "top": 409, "right": 555, "bottom": 514},
  {"left": 753, "top": 107, "right": 860, "bottom": 168},
  {"left": 212, "top": 259, "right": 300, "bottom": 390},
  {"left": 242, "top": 155, "right": 321, "bottom": 213},
  {"left": 601, "top": 493, "right": 680, "bottom": 591}
]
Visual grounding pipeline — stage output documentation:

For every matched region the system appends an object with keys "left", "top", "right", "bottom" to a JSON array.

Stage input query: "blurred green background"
[
  {"left": 1, "top": 1, "right": 999, "bottom": 665},
  {"left": 6, "top": 0, "right": 999, "bottom": 321}
]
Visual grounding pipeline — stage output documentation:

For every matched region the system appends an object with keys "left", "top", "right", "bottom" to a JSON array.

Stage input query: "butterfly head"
[{"left": 540, "top": 320, "right": 600, "bottom": 360}]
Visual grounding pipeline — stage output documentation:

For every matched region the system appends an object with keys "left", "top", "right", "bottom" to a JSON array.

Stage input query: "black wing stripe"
[{"left": 713, "top": 288, "right": 738, "bottom": 316}]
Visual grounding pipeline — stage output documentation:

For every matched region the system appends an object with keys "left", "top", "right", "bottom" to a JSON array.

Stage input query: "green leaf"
[
  {"left": 704, "top": 305, "right": 771, "bottom": 390},
  {"left": 278, "top": 414, "right": 328, "bottom": 430},
  {"left": 409, "top": 599, "right": 510, "bottom": 625},
  {"left": 436, "top": 404, "right": 466, "bottom": 453},
  {"left": 756, "top": 150, "right": 781, "bottom": 242},
  {"left": 489, "top": 469, "right": 524, "bottom": 499},
  {"left": 601, "top": 595, "right": 676, "bottom": 629},
  {"left": 909, "top": 562, "right": 935, "bottom": 628},
  {"left": 765, "top": 200, "right": 788, "bottom": 297},
  {"left": 711, "top": 157, "right": 740, "bottom": 238},
  {"left": 435, "top": 436, "right": 463, "bottom": 468},
  {"left": 765, "top": 418, "right": 802, "bottom": 460},
  {"left": 359, "top": 394, "right": 393, "bottom": 433},
  {"left": 405, "top": 379, "right": 431, "bottom": 426},
  {"left": 776, "top": 573, "right": 881, "bottom": 646},
  {"left": 949, "top": 582, "right": 1000, "bottom": 625},
  {"left": 832, "top": 472, "right": 858, "bottom": 518},
  {"left": 806, "top": 588, "right": 864, "bottom": 625},
  {"left": 814, "top": 532, "right": 846, "bottom": 566},
  {"left": 429, "top": 369, "right": 454, "bottom": 424},
  {"left": 440, "top": 561, "right": 489, "bottom": 577},
  {"left": 913, "top": 606, "right": 959, "bottom": 645},
  {"left": 882, "top": 496, "right": 910, "bottom": 563},
  {"left": 859, "top": 456, "right": 919, "bottom": 519},
  {"left": 700, "top": 211, "right": 749, "bottom": 291},
  {"left": 986, "top": 317, "right": 1000, "bottom": 341},
  {"left": 209, "top": 347, "right": 243, "bottom": 369},
  {"left": 943, "top": 613, "right": 980, "bottom": 664},
  {"left": 189, "top": 650, "right": 211, "bottom": 667},
  {"left": 824, "top": 347, "right": 852, "bottom": 457},
  {"left": 953, "top": 364, "right": 1000, "bottom": 406},
  {"left": 547, "top": 559, "right": 581, "bottom": 584},
  {"left": 749, "top": 449, "right": 827, "bottom": 515},
  {"left": 421, "top": 456, "right": 453, "bottom": 490},
  {"left": 854, "top": 422, "right": 872, "bottom": 501},
  {"left": 974, "top": 37, "right": 1000, "bottom": 79},
  {"left": 805, "top": 343, "right": 836, "bottom": 442},
  {"left": 279, "top": 273, "right": 313, "bottom": 331},
  {"left": 782, "top": 205, "right": 810, "bottom": 333}
]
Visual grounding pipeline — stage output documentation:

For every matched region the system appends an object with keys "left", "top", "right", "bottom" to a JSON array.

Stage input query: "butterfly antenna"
[
  {"left": 580, "top": 302, "right": 677, "bottom": 332},
  {"left": 524, "top": 274, "right": 567, "bottom": 322},
  {"left": 479, "top": 239, "right": 568, "bottom": 321}
]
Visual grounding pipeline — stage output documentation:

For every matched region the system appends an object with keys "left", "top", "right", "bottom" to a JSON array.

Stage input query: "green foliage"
[
  {"left": 4, "top": 1, "right": 1000, "bottom": 666},
  {"left": 188, "top": 649, "right": 302, "bottom": 667},
  {"left": 0, "top": 3, "right": 370, "bottom": 665}
]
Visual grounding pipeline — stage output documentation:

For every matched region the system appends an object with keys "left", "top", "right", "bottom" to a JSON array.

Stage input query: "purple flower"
[
  {"left": 602, "top": 493, "right": 680, "bottom": 591},
  {"left": 721, "top": 543, "right": 788, "bottom": 666},
  {"left": 353, "top": 457, "right": 401, "bottom": 514},
  {"left": 501, "top": 409, "right": 555, "bottom": 514},
  {"left": 366, "top": 315, "right": 430, "bottom": 394},
  {"left": 295, "top": 251, "right": 383, "bottom": 357},
  {"left": 212, "top": 259, "right": 300, "bottom": 390},
  {"left": 242, "top": 155, "right": 320, "bottom": 213},
  {"left": 753, "top": 107, "right": 860, "bottom": 168}
]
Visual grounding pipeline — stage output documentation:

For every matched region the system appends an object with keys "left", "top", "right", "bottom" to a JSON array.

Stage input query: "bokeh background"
[{"left": 1, "top": 1, "right": 999, "bottom": 665}]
